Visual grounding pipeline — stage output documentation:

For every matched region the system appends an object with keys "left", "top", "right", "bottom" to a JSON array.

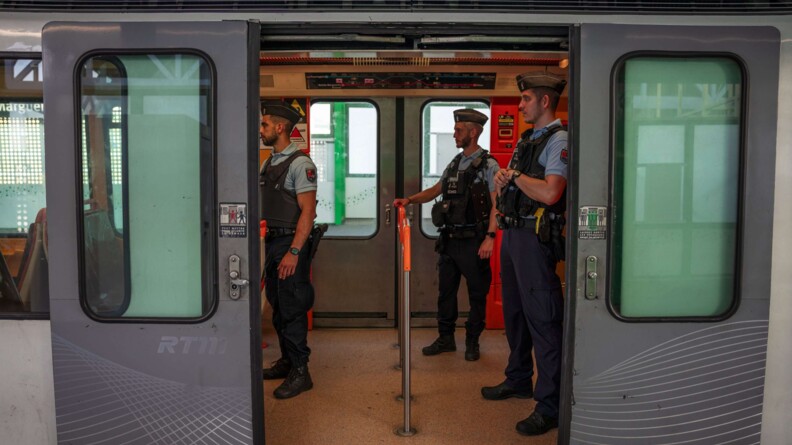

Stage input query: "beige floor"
[{"left": 262, "top": 322, "right": 558, "bottom": 445}]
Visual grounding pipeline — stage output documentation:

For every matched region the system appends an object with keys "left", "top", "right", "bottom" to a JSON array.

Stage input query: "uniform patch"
[
  {"left": 560, "top": 148, "right": 568, "bottom": 165},
  {"left": 306, "top": 168, "right": 317, "bottom": 183}
]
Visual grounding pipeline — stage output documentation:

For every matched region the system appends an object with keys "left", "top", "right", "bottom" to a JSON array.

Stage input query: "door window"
[
  {"left": 79, "top": 54, "right": 214, "bottom": 319},
  {"left": 612, "top": 56, "right": 742, "bottom": 318},
  {"left": 420, "top": 101, "right": 490, "bottom": 236},
  {"left": 310, "top": 101, "right": 378, "bottom": 238},
  {"left": 0, "top": 57, "right": 47, "bottom": 316}
]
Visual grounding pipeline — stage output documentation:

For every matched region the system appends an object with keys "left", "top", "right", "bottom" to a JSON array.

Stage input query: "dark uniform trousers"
[
  {"left": 437, "top": 236, "right": 491, "bottom": 340},
  {"left": 265, "top": 235, "right": 315, "bottom": 368},
  {"left": 501, "top": 226, "right": 563, "bottom": 419}
]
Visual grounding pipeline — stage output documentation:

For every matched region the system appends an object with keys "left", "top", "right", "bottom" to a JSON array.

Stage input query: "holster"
[
  {"left": 549, "top": 215, "right": 565, "bottom": 262},
  {"left": 435, "top": 229, "right": 448, "bottom": 254},
  {"left": 308, "top": 224, "right": 328, "bottom": 259}
]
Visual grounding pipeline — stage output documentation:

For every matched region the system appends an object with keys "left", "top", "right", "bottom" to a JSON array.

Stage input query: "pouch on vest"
[{"left": 431, "top": 200, "right": 452, "bottom": 228}]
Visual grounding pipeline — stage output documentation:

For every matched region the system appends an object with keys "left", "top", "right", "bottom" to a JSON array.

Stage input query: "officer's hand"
[
  {"left": 393, "top": 198, "right": 410, "bottom": 207},
  {"left": 478, "top": 236, "right": 495, "bottom": 259},
  {"left": 278, "top": 253, "right": 299, "bottom": 279},
  {"left": 494, "top": 168, "right": 510, "bottom": 189}
]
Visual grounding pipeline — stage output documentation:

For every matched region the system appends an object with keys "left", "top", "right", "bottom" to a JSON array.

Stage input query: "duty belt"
[
  {"left": 443, "top": 225, "right": 479, "bottom": 239},
  {"left": 497, "top": 214, "right": 536, "bottom": 230},
  {"left": 265, "top": 227, "right": 297, "bottom": 239}
]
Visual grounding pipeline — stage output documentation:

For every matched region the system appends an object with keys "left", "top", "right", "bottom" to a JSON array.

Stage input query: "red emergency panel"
[{"left": 489, "top": 97, "right": 520, "bottom": 153}]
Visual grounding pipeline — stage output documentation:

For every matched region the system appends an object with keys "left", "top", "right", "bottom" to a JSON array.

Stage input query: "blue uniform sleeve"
[
  {"left": 539, "top": 131, "right": 568, "bottom": 180},
  {"left": 287, "top": 156, "right": 318, "bottom": 194},
  {"left": 484, "top": 158, "right": 500, "bottom": 193}
]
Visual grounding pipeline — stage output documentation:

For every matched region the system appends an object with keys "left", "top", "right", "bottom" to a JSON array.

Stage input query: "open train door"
[
  {"left": 564, "top": 24, "right": 779, "bottom": 444},
  {"left": 43, "top": 21, "right": 263, "bottom": 444}
]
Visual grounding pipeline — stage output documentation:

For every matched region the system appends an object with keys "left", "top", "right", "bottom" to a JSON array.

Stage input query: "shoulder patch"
[
  {"left": 560, "top": 148, "right": 568, "bottom": 165},
  {"left": 306, "top": 167, "right": 317, "bottom": 183}
]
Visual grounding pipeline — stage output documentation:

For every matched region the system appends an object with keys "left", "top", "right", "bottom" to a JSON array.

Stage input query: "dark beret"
[
  {"left": 453, "top": 108, "right": 489, "bottom": 126},
  {"left": 260, "top": 101, "right": 302, "bottom": 124},
  {"left": 516, "top": 73, "right": 567, "bottom": 94}
]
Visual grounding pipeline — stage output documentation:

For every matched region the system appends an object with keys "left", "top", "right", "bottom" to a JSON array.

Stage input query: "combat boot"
[
  {"left": 464, "top": 338, "right": 480, "bottom": 361},
  {"left": 262, "top": 358, "right": 291, "bottom": 380},
  {"left": 422, "top": 334, "right": 456, "bottom": 356},
  {"left": 273, "top": 365, "right": 313, "bottom": 399}
]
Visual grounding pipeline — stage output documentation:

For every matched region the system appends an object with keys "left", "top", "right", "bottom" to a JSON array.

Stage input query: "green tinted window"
[
  {"left": 310, "top": 101, "right": 378, "bottom": 238},
  {"left": 79, "top": 54, "right": 213, "bottom": 319},
  {"left": 613, "top": 57, "right": 742, "bottom": 318}
]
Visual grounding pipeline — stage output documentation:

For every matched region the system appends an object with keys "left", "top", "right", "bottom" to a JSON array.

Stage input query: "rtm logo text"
[{"left": 157, "top": 336, "right": 228, "bottom": 355}]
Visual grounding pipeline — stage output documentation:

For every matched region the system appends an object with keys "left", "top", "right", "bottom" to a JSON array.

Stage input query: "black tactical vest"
[
  {"left": 498, "top": 125, "right": 566, "bottom": 218},
  {"left": 259, "top": 150, "right": 308, "bottom": 229},
  {"left": 437, "top": 151, "right": 492, "bottom": 226}
]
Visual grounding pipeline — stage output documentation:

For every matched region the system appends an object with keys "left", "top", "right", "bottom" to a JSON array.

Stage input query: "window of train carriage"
[
  {"left": 612, "top": 56, "right": 743, "bottom": 319},
  {"left": 310, "top": 101, "right": 378, "bottom": 237},
  {"left": 0, "top": 56, "right": 48, "bottom": 317},
  {"left": 79, "top": 54, "right": 214, "bottom": 320},
  {"left": 420, "top": 101, "right": 490, "bottom": 237}
]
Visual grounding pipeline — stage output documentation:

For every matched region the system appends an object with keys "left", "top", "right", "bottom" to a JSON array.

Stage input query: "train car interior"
[
  {"left": 256, "top": 24, "right": 569, "bottom": 444},
  {"left": 3, "top": 15, "right": 783, "bottom": 445}
]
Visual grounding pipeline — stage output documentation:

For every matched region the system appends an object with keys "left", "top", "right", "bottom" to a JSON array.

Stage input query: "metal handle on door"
[
  {"left": 228, "top": 255, "right": 249, "bottom": 300},
  {"left": 385, "top": 204, "right": 392, "bottom": 226},
  {"left": 585, "top": 256, "right": 598, "bottom": 300}
]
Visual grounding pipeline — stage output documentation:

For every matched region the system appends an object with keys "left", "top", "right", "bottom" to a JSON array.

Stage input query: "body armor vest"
[
  {"left": 435, "top": 151, "right": 492, "bottom": 227},
  {"left": 498, "top": 125, "right": 565, "bottom": 218},
  {"left": 259, "top": 150, "right": 308, "bottom": 229}
]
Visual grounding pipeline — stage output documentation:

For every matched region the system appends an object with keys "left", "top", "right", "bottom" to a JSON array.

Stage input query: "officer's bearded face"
[
  {"left": 260, "top": 116, "right": 279, "bottom": 146},
  {"left": 454, "top": 124, "right": 472, "bottom": 148}
]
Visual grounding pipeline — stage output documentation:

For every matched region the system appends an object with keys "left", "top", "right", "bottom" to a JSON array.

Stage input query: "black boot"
[
  {"left": 262, "top": 358, "right": 291, "bottom": 380},
  {"left": 516, "top": 410, "right": 558, "bottom": 436},
  {"left": 422, "top": 334, "right": 456, "bottom": 356},
  {"left": 273, "top": 365, "right": 313, "bottom": 399},
  {"left": 464, "top": 338, "right": 480, "bottom": 361}
]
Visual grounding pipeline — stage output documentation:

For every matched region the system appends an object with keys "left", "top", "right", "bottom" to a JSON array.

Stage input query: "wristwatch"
[
  {"left": 487, "top": 232, "right": 496, "bottom": 239},
  {"left": 289, "top": 247, "right": 300, "bottom": 255},
  {"left": 511, "top": 170, "right": 522, "bottom": 180}
]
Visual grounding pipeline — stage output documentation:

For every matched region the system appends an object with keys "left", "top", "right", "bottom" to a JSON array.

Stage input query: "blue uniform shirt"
[
  {"left": 523, "top": 119, "right": 568, "bottom": 180},
  {"left": 263, "top": 143, "right": 318, "bottom": 194}
]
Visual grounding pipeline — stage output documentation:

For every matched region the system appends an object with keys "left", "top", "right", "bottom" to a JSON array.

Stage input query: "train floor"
[{"left": 261, "top": 316, "right": 557, "bottom": 445}]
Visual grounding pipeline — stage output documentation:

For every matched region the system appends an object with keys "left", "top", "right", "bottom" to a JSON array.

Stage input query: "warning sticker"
[
  {"left": 578, "top": 206, "right": 607, "bottom": 240},
  {"left": 220, "top": 203, "right": 248, "bottom": 238},
  {"left": 288, "top": 98, "right": 309, "bottom": 150}
]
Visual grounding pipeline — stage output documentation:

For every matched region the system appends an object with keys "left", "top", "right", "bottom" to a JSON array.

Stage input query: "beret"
[
  {"left": 516, "top": 73, "right": 567, "bottom": 94},
  {"left": 261, "top": 101, "right": 302, "bottom": 124},
  {"left": 453, "top": 108, "right": 489, "bottom": 125}
]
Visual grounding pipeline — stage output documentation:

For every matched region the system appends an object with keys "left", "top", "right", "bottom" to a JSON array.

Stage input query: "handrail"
[
  {"left": 397, "top": 206, "right": 411, "bottom": 271},
  {"left": 395, "top": 203, "right": 415, "bottom": 437}
]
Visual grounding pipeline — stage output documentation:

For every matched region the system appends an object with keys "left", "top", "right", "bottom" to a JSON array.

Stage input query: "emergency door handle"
[
  {"left": 585, "top": 256, "right": 598, "bottom": 300},
  {"left": 407, "top": 204, "right": 414, "bottom": 221},
  {"left": 385, "top": 204, "right": 392, "bottom": 226},
  {"left": 228, "top": 255, "right": 249, "bottom": 300}
]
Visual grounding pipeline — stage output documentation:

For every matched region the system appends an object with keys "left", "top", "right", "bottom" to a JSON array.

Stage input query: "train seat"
[
  {"left": 0, "top": 250, "right": 24, "bottom": 311},
  {"left": 16, "top": 208, "right": 49, "bottom": 312}
]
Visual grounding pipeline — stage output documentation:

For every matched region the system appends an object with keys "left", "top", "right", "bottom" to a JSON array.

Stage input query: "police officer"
[
  {"left": 393, "top": 108, "right": 499, "bottom": 362},
  {"left": 259, "top": 101, "right": 318, "bottom": 399},
  {"left": 481, "top": 73, "right": 568, "bottom": 436}
]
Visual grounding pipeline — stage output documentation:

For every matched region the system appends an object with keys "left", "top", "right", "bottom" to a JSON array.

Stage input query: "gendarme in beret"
[
  {"left": 261, "top": 101, "right": 302, "bottom": 124},
  {"left": 453, "top": 108, "right": 489, "bottom": 126},
  {"left": 516, "top": 73, "right": 567, "bottom": 95}
]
